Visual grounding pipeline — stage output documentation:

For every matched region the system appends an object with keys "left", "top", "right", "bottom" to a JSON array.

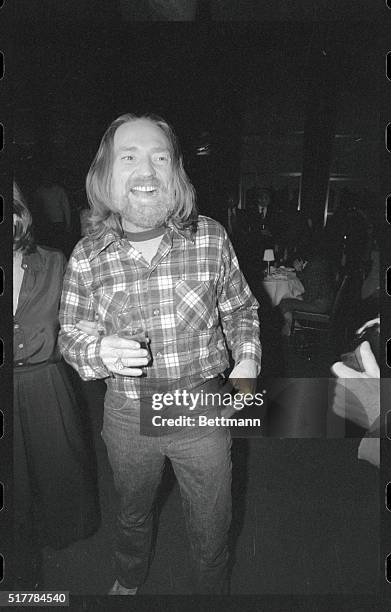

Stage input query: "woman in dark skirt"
[{"left": 13, "top": 182, "right": 100, "bottom": 588}]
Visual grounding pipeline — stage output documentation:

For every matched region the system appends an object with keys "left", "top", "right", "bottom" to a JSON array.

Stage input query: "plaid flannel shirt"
[{"left": 58, "top": 215, "right": 262, "bottom": 397}]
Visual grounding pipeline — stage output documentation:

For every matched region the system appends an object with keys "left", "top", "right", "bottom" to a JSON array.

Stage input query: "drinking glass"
[{"left": 113, "top": 306, "right": 152, "bottom": 365}]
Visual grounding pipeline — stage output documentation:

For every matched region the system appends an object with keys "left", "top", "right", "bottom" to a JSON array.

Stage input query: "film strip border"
[
  {"left": 0, "top": 8, "right": 389, "bottom": 607},
  {"left": 383, "top": 19, "right": 391, "bottom": 593},
  {"left": 0, "top": 0, "right": 11, "bottom": 587}
]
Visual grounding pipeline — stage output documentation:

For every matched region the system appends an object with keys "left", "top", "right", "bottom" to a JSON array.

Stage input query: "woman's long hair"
[
  {"left": 86, "top": 113, "right": 198, "bottom": 239},
  {"left": 13, "top": 182, "right": 36, "bottom": 253}
]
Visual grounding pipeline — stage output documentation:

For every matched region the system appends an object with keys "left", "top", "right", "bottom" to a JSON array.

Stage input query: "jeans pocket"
[{"left": 105, "top": 391, "right": 130, "bottom": 412}]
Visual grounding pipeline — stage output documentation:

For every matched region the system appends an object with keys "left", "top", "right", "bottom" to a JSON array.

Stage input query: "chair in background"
[{"left": 290, "top": 273, "right": 362, "bottom": 361}]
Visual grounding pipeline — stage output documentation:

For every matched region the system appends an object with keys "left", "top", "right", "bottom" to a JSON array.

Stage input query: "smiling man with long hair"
[{"left": 59, "top": 113, "right": 262, "bottom": 595}]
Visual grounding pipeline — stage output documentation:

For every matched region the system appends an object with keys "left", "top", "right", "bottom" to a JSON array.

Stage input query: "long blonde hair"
[
  {"left": 13, "top": 182, "right": 35, "bottom": 253},
  {"left": 86, "top": 113, "right": 198, "bottom": 238}
]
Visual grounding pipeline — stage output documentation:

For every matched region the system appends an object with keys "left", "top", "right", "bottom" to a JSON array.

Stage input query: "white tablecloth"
[{"left": 262, "top": 275, "right": 304, "bottom": 307}]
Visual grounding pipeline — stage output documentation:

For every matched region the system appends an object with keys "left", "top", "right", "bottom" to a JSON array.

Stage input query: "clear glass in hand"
[{"left": 114, "top": 308, "right": 151, "bottom": 365}]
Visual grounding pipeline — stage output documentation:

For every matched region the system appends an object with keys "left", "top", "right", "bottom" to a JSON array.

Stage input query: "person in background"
[
  {"left": 324, "top": 188, "right": 370, "bottom": 278},
  {"left": 359, "top": 228, "right": 380, "bottom": 324},
  {"left": 226, "top": 190, "right": 239, "bottom": 239},
  {"left": 278, "top": 246, "right": 334, "bottom": 336},
  {"left": 245, "top": 186, "right": 275, "bottom": 245},
  {"left": 13, "top": 182, "right": 100, "bottom": 588},
  {"left": 235, "top": 186, "right": 276, "bottom": 294},
  {"left": 59, "top": 113, "right": 262, "bottom": 595},
  {"left": 34, "top": 168, "right": 72, "bottom": 256},
  {"left": 331, "top": 319, "right": 380, "bottom": 468}
]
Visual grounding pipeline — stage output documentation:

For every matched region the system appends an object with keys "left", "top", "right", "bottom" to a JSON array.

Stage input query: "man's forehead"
[{"left": 113, "top": 119, "right": 170, "bottom": 150}]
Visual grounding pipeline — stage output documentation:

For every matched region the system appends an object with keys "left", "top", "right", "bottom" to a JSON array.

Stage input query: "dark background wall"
[{"left": 10, "top": 6, "right": 386, "bottom": 230}]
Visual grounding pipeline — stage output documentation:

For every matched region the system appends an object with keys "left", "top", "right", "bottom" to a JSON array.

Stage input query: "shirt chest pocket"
[{"left": 174, "top": 279, "right": 216, "bottom": 332}]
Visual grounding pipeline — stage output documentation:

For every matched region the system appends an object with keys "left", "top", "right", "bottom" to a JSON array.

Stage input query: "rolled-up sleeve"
[
  {"left": 217, "top": 232, "right": 262, "bottom": 372},
  {"left": 58, "top": 253, "right": 109, "bottom": 381}
]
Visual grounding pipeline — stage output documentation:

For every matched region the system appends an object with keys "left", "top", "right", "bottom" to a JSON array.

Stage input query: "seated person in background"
[
  {"left": 278, "top": 247, "right": 334, "bottom": 336},
  {"left": 331, "top": 319, "right": 380, "bottom": 468},
  {"left": 359, "top": 236, "right": 379, "bottom": 324}
]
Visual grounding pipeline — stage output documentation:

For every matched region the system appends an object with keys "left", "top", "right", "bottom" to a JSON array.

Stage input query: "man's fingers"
[
  {"left": 331, "top": 361, "right": 363, "bottom": 380},
  {"left": 356, "top": 318, "right": 379, "bottom": 335},
  {"left": 111, "top": 366, "right": 145, "bottom": 377},
  {"left": 113, "top": 356, "right": 149, "bottom": 367},
  {"left": 331, "top": 342, "right": 379, "bottom": 381},
  {"left": 359, "top": 341, "right": 380, "bottom": 378},
  {"left": 109, "top": 349, "right": 149, "bottom": 359},
  {"left": 104, "top": 336, "right": 142, "bottom": 349},
  {"left": 100, "top": 334, "right": 150, "bottom": 375}
]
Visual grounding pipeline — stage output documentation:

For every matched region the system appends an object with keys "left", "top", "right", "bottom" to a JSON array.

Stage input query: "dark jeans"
[{"left": 102, "top": 390, "right": 232, "bottom": 594}]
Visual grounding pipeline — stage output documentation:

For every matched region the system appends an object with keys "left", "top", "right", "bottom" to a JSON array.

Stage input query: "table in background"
[{"left": 261, "top": 270, "right": 304, "bottom": 307}]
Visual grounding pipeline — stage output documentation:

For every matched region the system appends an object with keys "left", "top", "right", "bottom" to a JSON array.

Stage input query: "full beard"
[{"left": 119, "top": 186, "right": 175, "bottom": 230}]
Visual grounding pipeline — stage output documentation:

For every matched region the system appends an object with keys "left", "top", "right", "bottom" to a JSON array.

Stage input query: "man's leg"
[
  {"left": 278, "top": 298, "right": 329, "bottom": 336},
  {"left": 167, "top": 424, "right": 232, "bottom": 594},
  {"left": 278, "top": 298, "right": 304, "bottom": 336},
  {"left": 102, "top": 394, "right": 165, "bottom": 590}
]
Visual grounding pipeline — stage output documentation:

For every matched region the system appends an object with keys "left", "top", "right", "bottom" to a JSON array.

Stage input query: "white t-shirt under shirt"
[{"left": 124, "top": 227, "right": 166, "bottom": 264}]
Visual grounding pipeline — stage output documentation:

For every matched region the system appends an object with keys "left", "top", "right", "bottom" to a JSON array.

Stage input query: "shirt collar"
[
  {"left": 88, "top": 223, "right": 195, "bottom": 260},
  {"left": 88, "top": 232, "right": 119, "bottom": 261},
  {"left": 167, "top": 223, "right": 195, "bottom": 244}
]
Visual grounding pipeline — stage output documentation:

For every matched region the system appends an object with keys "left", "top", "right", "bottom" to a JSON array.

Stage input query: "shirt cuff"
[
  {"left": 84, "top": 335, "right": 111, "bottom": 379},
  {"left": 235, "top": 343, "right": 262, "bottom": 375}
]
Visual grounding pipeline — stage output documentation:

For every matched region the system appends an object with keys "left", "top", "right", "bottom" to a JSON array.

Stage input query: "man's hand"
[
  {"left": 358, "top": 437, "right": 380, "bottom": 468},
  {"left": 332, "top": 340, "right": 379, "bottom": 380},
  {"left": 229, "top": 359, "right": 259, "bottom": 396},
  {"left": 331, "top": 341, "right": 380, "bottom": 430},
  {"left": 356, "top": 317, "right": 379, "bottom": 336},
  {"left": 100, "top": 334, "right": 150, "bottom": 377}
]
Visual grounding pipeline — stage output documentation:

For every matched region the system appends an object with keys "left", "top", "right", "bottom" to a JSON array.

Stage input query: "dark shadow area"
[{"left": 228, "top": 438, "right": 250, "bottom": 578}]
